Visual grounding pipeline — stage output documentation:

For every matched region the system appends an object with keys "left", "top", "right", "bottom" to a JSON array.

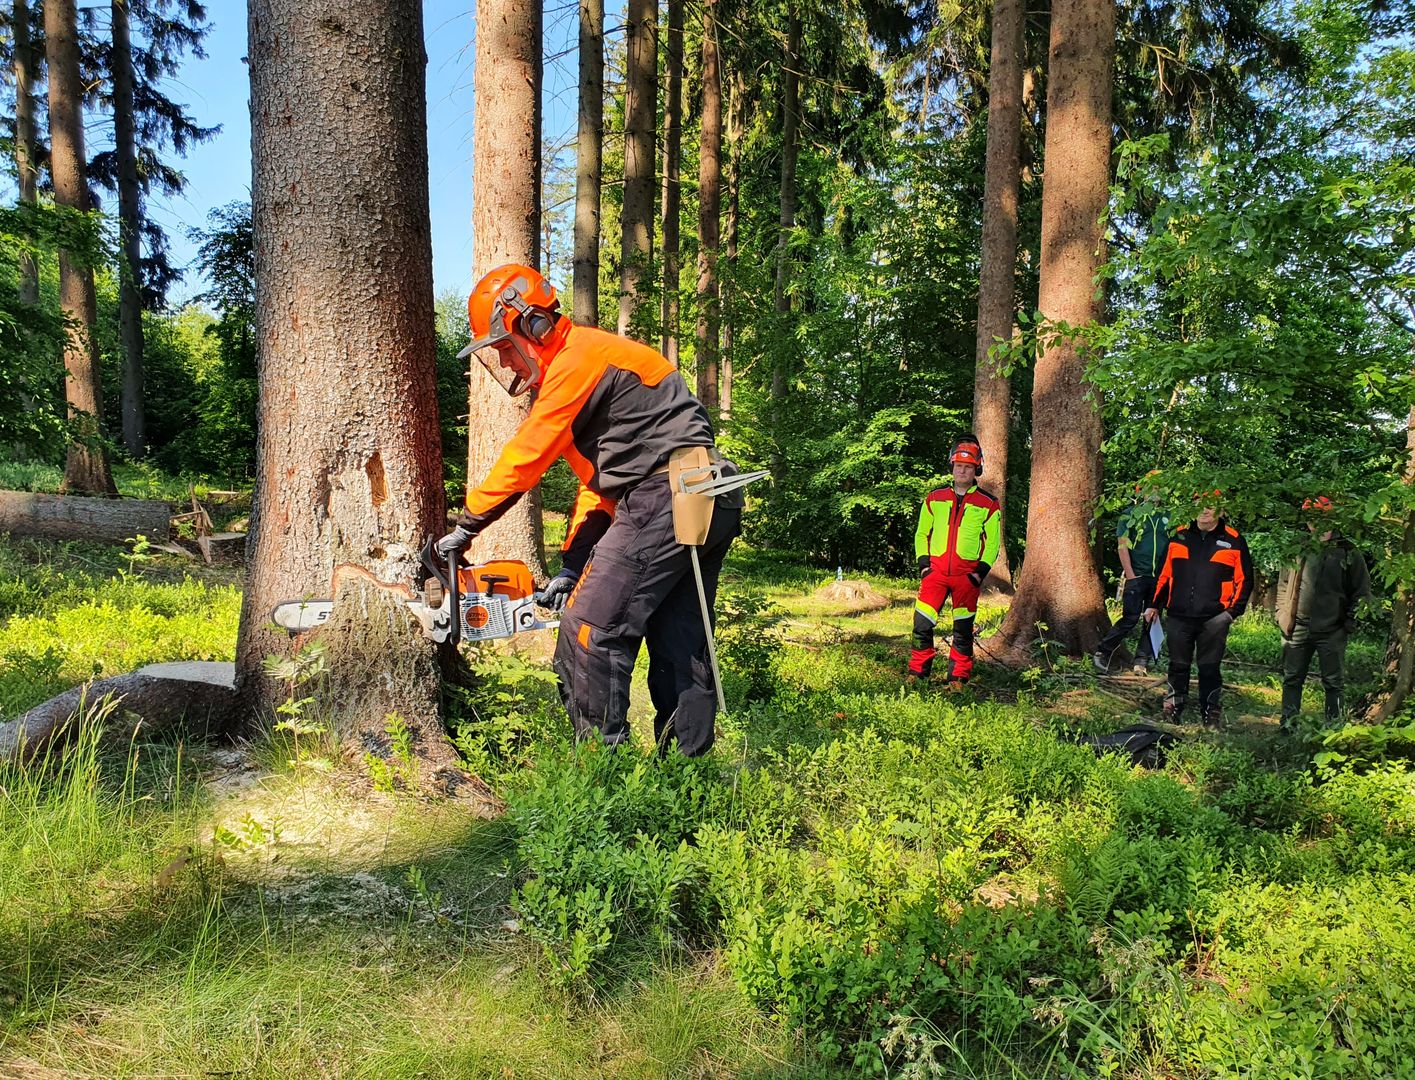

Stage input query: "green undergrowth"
[
  {"left": 0, "top": 536, "right": 242, "bottom": 716},
  {"left": 0, "top": 460, "right": 249, "bottom": 502},
  {"left": 3, "top": 534, "right": 1413, "bottom": 1076}
]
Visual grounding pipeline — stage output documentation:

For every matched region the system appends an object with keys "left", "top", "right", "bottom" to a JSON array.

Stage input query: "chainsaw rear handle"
[{"left": 419, "top": 538, "right": 461, "bottom": 645}]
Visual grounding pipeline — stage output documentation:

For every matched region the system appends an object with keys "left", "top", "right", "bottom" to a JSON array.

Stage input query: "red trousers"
[{"left": 909, "top": 567, "right": 981, "bottom": 680}]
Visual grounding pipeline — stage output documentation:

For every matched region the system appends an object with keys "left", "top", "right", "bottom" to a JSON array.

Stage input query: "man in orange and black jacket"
[
  {"left": 1143, "top": 494, "right": 1253, "bottom": 725},
  {"left": 436, "top": 264, "right": 740, "bottom": 757}
]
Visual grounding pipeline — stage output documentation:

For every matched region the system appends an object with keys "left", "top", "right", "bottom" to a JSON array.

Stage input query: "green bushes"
[
  {"left": 494, "top": 666, "right": 1415, "bottom": 1076},
  {"left": 507, "top": 744, "right": 730, "bottom": 988}
]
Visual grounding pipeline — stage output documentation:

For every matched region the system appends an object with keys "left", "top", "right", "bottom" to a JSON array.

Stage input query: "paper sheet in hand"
[{"left": 1148, "top": 618, "right": 1165, "bottom": 658}]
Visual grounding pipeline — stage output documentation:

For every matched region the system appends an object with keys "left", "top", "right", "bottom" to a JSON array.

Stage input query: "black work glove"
[
  {"left": 1208, "top": 609, "right": 1235, "bottom": 630},
  {"left": 967, "top": 562, "right": 991, "bottom": 588},
  {"left": 533, "top": 570, "right": 578, "bottom": 612},
  {"left": 434, "top": 513, "right": 478, "bottom": 559},
  {"left": 918, "top": 555, "right": 932, "bottom": 579}
]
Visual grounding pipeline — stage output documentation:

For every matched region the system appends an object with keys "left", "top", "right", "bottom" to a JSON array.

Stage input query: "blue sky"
[{"left": 103, "top": 0, "right": 605, "bottom": 304}]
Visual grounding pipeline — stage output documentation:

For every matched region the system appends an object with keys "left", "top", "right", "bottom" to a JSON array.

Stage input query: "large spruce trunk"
[
  {"left": 241, "top": 0, "right": 475, "bottom": 795},
  {"left": 617, "top": 0, "right": 656, "bottom": 337},
  {"left": 659, "top": 0, "right": 684, "bottom": 365},
  {"left": 720, "top": 71, "right": 746, "bottom": 420},
  {"left": 769, "top": 12, "right": 800, "bottom": 474},
  {"left": 46, "top": 0, "right": 117, "bottom": 497},
  {"left": 694, "top": 0, "right": 722, "bottom": 414},
  {"left": 467, "top": 0, "right": 547, "bottom": 576},
  {"left": 573, "top": 0, "right": 603, "bottom": 326},
  {"left": 13, "top": 0, "right": 39, "bottom": 306},
  {"left": 992, "top": 0, "right": 1114, "bottom": 659},
  {"left": 113, "top": 0, "right": 147, "bottom": 459},
  {"left": 972, "top": 0, "right": 1024, "bottom": 590}
]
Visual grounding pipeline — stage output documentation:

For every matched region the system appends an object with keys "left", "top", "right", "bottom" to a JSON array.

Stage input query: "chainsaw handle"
[{"left": 419, "top": 538, "right": 461, "bottom": 645}]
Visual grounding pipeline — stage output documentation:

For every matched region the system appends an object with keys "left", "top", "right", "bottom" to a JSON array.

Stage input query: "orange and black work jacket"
[
  {"left": 463, "top": 324, "right": 714, "bottom": 576},
  {"left": 914, "top": 481, "right": 1002, "bottom": 576},
  {"left": 1150, "top": 520, "right": 1254, "bottom": 620}
]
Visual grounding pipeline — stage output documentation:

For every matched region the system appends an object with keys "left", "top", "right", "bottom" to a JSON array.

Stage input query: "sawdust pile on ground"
[{"left": 813, "top": 579, "right": 890, "bottom": 613}]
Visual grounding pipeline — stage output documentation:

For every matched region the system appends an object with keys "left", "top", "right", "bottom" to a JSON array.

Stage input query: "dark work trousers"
[
  {"left": 1281, "top": 630, "right": 1347, "bottom": 727},
  {"left": 552, "top": 473, "right": 742, "bottom": 756},
  {"left": 1096, "top": 575, "right": 1159, "bottom": 667},
  {"left": 1165, "top": 611, "right": 1234, "bottom": 720}
]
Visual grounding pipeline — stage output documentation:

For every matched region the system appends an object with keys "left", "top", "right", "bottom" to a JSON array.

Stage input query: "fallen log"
[
  {"left": 0, "top": 490, "right": 172, "bottom": 545},
  {"left": 0, "top": 661, "right": 239, "bottom": 765}
]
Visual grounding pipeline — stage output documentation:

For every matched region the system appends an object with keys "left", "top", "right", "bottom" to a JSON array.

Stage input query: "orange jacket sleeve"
[{"left": 461, "top": 342, "right": 607, "bottom": 534}]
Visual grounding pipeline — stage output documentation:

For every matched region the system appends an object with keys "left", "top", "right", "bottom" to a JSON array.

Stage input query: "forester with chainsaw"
[
  {"left": 907, "top": 434, "right": 1002, "bottom": 687},
  {"left": 437, "top": 264, "right": 749, "bottom": 756}
]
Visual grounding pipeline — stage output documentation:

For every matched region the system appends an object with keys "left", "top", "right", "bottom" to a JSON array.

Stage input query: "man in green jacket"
[{"left": 1277, "top": 497, "right": 1372, "bottom": 732}]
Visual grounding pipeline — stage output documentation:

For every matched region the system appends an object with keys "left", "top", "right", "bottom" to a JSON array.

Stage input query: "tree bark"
[
  {"left": 242, "top": 0, "right": 474, "bottom": 794},
  {"left": 113, "top": 0, "right": 147, "bottom": 459},
  {"left": 467, "top": 0, "right": 546, "bottom": 576},
  {"left": 1, "top": 663, "right": 239, "bottom": 765},
  {"left": 769, "top": 12, "right": 800, "bottom": 475},
  {"left": 13, "top": 0, "right": 39, "bottom": 306},
  {"left": 992, "top": 0, "right": 1114, "bottom": 659},
  {"left": 0, "top": 490, "right": 171, "bottom": 543},
  {"left": 972, "top": 0, "right": 1024, "bottom": 590},
  {"left": 659, "top": 0, "right": 684, "bottom": 365},
  {"left": 573, "top": 0, "right": 603, "bottom": 327},
  {"left": 695, "top": 0, "right": 722, "bottom": 414},
  {"left": 721, "top": 70, "right": 745, "bottom": 421},
  {"left": 46, "top": 0, "right": 117, "bottom": 497},
  {"left": 617, "top": 0, "right": 656, "bottom": 338}
]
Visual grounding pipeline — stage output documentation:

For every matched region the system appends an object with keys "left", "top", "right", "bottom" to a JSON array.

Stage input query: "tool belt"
[{"left": 662, "top": 445, "right": 761, "bottom": 546}]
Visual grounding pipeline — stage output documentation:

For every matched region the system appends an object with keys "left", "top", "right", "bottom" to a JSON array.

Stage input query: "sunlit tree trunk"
[
  {"left": 720, "top": 70, "right": 744, "bottom": 421},
  {"left": 13, "top": 0, "right": 39, "bottom": 306},
  {"left": 972, "top": 0, "right": 1024, "bottom": 590},
  {"left": 467, "top": 0, "right": 546, "bottom": 575},
  {"left": 617, "top": 0, "right": 656, "bottom": 337},
  {"left": 239, "top": 0, "right": 481, "bottom": 795},
  {"left": 769, "top": 11, "right": 800, "bottom": 476},
  {"left": 573, "top": 0, "right": 602, "bottom": 327},
  {"left": 659, "top": 0, "right": 684, "bottom": 364},
  {"left": 113, "top": 0, "right": 147, "bottom": 459},
  {"left": 694, "top": 0, "right": 722, "bottom": 413},
  {"left": 993, "top": 0, "right": 1114, "bottom": 658},
  {"left": 47, "top": 0, "right": 117, "bottom": 496}
]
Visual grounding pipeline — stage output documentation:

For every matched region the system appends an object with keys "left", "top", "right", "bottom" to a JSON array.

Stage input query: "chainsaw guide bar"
[{"left": 271, "top": 546, "right": 559, "bottom": 645}]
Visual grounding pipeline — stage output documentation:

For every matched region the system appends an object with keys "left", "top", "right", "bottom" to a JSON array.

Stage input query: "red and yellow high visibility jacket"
[
  {"left": 463, "top": 325, "right": 714, "bottom": 575},
  {"left": 1151, "top": 519, "right": 1254, "bottom": 619},
  {"left": 914, "top": 481, "right": 1002, "bottom": 575}
]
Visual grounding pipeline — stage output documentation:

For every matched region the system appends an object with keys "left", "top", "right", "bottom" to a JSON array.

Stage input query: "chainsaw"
[{"left": 271, "top": 539, "right": 559, "bottom": 645}]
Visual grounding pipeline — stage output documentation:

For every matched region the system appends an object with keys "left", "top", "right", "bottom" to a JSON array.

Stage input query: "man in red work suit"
[
  {"left": 436, "top": 264, "right": 741, "bottom": 756},
  {"left": 908, "top": 434, "right": 1002, "bottom": 685}
]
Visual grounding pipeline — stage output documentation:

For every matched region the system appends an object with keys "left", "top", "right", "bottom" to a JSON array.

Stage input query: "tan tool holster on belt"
[{"left": 667, "top": 446, "right": 718, "bottom": 545}]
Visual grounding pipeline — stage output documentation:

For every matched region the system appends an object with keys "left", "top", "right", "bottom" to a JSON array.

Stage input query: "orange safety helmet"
[
  {"left": 1302, "top": 495, "right": 1334, "bottom": 512},
  {"left": 457, "top": 263, "right": 564, "bottom": 396},
  {"left": 950, "top": 434, "right": 984, "bottom": 476}
]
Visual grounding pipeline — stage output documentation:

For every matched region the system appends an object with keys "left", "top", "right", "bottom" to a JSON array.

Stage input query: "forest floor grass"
[{"left": 0, "top": 533, "right": 1405, "bottom": 1077}]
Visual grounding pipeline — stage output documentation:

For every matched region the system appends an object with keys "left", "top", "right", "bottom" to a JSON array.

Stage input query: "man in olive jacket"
[{"left": 1277, "top": 497, "right": 1372, "bottom": 732}]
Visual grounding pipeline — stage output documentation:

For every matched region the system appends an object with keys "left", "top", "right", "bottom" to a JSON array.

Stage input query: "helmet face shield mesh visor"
[{"left": 457, "top": 323, "right": 542, "bottom": 397}]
